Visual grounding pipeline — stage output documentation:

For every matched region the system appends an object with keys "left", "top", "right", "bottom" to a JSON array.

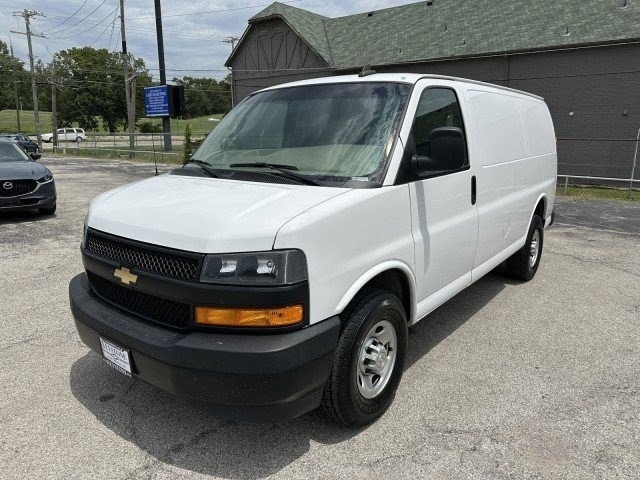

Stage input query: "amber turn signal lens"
[{"left": 195, "top": 305, "right": 303, "bottom": 327}]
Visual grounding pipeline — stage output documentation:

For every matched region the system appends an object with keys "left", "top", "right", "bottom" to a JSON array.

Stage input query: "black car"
[
  {"left": 0, "top": 133, "right": 40, "bottom": 154},
  {"left": 0, "top": 137, "right": 56, "bottom": 215}
]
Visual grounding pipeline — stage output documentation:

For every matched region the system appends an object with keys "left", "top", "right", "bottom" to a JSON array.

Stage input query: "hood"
[
  {"left": 0, "top": 160, "right": 45, "bottom": 179},
  {"left": 88, "top": 174, "right": 348, "bottom": 253}
]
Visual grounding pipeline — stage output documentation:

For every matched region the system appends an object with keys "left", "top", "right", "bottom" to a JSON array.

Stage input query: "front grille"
[
  {"left": 88, "top": 272, "right": 191, "bottom": 329},
  {"left": 0, "top": 180, "right": 37, "bottom": 197},
  {"left": 86, "top": 230, "right": 202, "bottom": 282}
]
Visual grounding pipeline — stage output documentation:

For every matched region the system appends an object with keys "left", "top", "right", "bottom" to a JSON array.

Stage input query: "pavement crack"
[{"left": 547, "top": 248, "right": 640, "bottom": 278}]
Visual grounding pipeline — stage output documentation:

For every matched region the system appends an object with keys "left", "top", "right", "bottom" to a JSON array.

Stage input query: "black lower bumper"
[
  {"left": 0, "top": 181, "right": 56, "bottom": 212},
  {"left": 69, "top": 273, "right": 340, "bottom": 422}
]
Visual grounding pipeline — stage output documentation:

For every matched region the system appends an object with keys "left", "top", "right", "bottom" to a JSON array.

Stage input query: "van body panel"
[
  {"left": 465, "top": 87, "right": 557, "bottom": 269},
  {"left": 87, "top": 173, "right": 347, "bottom": 254},
  {"left": 274, "top": 186, "right": 415, "bottom": 325}
]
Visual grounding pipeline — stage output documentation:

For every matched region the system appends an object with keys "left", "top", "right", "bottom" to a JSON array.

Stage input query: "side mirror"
[
  {"left": 411, "top": 127, "right": 467, "bottom": 176},
  {"left": 29, "top": 152, "right": 42, "bottom": 160}
]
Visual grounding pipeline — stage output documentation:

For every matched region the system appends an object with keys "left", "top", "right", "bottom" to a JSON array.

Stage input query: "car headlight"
[
  {"left": 37, "top": 171, "right": 53, "bottom": 182},
  {"left": 200, "top": 250, "right": 307, "bottom": 286}
]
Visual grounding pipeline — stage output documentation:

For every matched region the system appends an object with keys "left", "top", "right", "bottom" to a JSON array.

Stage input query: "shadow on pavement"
[
  {"left": 69, "top": 270, "right": 514, "bottom": 479},
  {"left": 0, "top": 209, "right": 56, "bottom": 226}
]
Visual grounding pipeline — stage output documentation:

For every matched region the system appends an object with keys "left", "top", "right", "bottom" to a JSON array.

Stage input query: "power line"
[
  {"left": 44, "top": 0, "right": 112, "bottom": 36},
  {"left": 40, "top": 0, "right": 303, "bottom": 22},
  {"left": 105, "top": 16, "right": 117, "bottom": 50},
  {"left": 91, "top": 12, "right": 118, "bottom": 46},
  {"left": 48, "top": 5, "right": 120, "bottom": 40},
  {"left": 40, "top": 0, "right": 89, "bottom": 33}
]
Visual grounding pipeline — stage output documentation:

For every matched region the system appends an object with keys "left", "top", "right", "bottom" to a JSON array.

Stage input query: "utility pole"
[
  {"left": 154, "top": 0, "right": 171, "bottom": 151},
  {"left": 11, "top": 10, "right": 45, "bottom": 147},
  {"left": 222, "top": 36, "right": 239, "bottom": 50},
  {"left": 119, "top": 0, "right": 135, "bottom": 158},
  {"left": 9, "top": 43, "right": 21, "bottom": 132},
  {"left": 50, "top": 61, "right": 58, "bottom": 149},
  {"left": 222, "top": 36, "right": 239, "bottom": 107}
]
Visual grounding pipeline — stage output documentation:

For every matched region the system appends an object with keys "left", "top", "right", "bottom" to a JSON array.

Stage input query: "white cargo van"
[{"left": 70, "top": 73, "right": 556, "bottom": 426}]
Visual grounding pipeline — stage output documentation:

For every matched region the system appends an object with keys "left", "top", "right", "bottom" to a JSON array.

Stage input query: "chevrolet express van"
[{"left": 70, "top": 74, "right": 556, "bottom": 426}]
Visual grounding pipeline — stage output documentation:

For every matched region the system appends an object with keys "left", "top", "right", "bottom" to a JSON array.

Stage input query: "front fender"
[{"left": 335, "top": 260, "right": 417, "bottom": 323}]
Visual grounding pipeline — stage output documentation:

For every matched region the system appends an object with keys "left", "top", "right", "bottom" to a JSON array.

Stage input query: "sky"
[{"left": 1, "top": 0, "right": 417, "bottom": 81}]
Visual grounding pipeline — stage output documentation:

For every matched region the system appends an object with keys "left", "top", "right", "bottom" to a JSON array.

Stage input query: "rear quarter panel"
[{"left": 464, "top": 86, "right": 556, "bottom": 269}]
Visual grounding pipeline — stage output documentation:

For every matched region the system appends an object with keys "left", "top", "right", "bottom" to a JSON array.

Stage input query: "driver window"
[{"left": 412, "top": 88, "right": 465, "bottom": 159}]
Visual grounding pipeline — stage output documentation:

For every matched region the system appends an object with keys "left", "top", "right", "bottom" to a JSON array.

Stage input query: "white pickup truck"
[{"left": 69, "top": 73, "right": 556, "bottom": 426}]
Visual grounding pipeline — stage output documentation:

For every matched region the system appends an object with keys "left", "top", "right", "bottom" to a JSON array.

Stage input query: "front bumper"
[
  {"left": 69, "top": 273, "right": 340, "bottom": 422},
  {"left": 0, "top": 180, "right": 56, "bottom": 212}
]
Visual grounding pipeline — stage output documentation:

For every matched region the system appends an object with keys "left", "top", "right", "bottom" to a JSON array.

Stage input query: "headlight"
[
  {"left": 200, "top": 250, "right": 307, "bottom": 285},
  {"left": 37, "top": 171, "right": 53, "bottom": 182}
]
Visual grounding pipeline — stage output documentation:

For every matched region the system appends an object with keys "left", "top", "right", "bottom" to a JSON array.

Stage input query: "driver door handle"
[{"left": 471, "top": 176, "right": 477, "bottom": 205}]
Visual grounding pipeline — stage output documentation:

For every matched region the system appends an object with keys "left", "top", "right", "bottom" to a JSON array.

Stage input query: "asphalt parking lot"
[{"left": 1, "top": 156, "right": 639, "bottom": 479}]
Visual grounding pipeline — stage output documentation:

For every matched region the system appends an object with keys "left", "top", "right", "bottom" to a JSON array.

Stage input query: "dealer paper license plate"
[{"left": 99, "top": 337, "right": 132, "bottom": 377}]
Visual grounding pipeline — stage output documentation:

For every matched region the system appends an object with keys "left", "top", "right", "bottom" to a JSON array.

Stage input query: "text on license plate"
[{"left": 99, "top": 337, "right": 132, "bottom": 377}]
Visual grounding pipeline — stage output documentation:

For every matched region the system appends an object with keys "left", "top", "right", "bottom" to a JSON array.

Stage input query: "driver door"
[{"left": 406, "top": 84, "right": 479, "bottom": 316}]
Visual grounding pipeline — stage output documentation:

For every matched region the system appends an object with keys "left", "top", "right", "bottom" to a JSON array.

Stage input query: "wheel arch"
[
  {"left": 530, "top": 193, "right": 547, "bottom": 222},
  {"left": 335, "top": 261, "right": 416, "bottom": 324}
]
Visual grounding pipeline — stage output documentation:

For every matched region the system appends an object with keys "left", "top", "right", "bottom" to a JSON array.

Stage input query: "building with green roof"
[{"left": 226, "top": 0, "right": 640, "bottom": 179}]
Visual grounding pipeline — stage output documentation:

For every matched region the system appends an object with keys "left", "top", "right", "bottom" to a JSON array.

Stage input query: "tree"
[
  {"left": 0, "top": 40, "right": 29, "bottom": 113},
  {"left": 183, "top": 123, "right": 192, "bottom": 160},
  {"left": 51, "top": 47, "right": 152, "bottom": 132},
  {"left": 171, "top": 76, "right": 232, "bottom": 117}
]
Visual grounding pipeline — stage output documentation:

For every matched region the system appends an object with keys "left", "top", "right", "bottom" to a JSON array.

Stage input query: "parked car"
[
  {"left": 0, "top": 133, "right": 40, "bottom": 153},
  {"left": 41, "top": 127, "right": 86, "bottom": 143},
  {"left": 69, "top": 73, "right": 556, "bottom": 426},
  {"left": 0, "top": 137, "right": 56, "bottom": 215}
]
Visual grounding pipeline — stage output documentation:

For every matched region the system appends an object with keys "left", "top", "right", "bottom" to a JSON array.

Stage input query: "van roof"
[{"left": 257, "top": 73, "right": 544, "bottom": 101}]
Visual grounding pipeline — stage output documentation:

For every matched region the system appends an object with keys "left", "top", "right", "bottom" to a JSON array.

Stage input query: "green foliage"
[
  {"left": 171, "top": 75, "right": 232, "bottom": 117},
  {"left": 183, "top": 123, "right": 193, "bottom": 160},
  {"left": 138, "top": 121, "right": 162, "bottom": 133},
  {"left": 1, "top": 40, "right": 230, "bottom": 135},
  {"left": 51, "top": 47, "right": 153, "bottom": 132},
  {"left": 0, "top": 40, "right": 30, "bottom": 113}
]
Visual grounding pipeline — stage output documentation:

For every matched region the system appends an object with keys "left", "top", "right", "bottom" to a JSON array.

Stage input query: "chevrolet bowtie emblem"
[{"left": 114, "top": 267, "right": 138, "bottom": 286}]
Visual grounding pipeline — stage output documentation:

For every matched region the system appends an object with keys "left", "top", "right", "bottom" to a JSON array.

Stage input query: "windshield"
[
  {"left": 0, "top": 142, "right": 29, "bottom": 162},
  {"left": 191, "top": 82, "right": 411, "bottom": 186}
]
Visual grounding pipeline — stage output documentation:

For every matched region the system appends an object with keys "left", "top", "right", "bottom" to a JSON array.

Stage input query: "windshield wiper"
[
  {"left": 184, "top": 159, "right": 222, "bottom": 178},
  {"left": 229, "top": 162, "right": 323, "bottom": 186}
]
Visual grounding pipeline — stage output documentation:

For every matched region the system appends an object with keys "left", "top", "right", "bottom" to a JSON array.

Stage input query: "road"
[{"left": 1, "top": 156, "right": 639, "bottom": 479}]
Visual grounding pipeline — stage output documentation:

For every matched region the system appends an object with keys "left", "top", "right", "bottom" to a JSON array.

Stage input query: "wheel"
[
  {"left": 76, "top": 137, "right": 82, "bottom": 143},
  {"left": 39, "top": 204, "right": 56, "bottom": 215},
  {"left": 321, "top": 289, "right": 408, "bottom": 426},
  {"left": 505, "top": 215, "right": 544, "bottom": 281}
]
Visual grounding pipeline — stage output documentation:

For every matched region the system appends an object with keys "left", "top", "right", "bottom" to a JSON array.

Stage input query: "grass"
[
  {"left": 48, "top": 147, "right": 184, "bottom": 165},
  {"left": 0, "top": 110, "right": 54, "bottom": 135},
  {"left": 556, "top": 185, "right": 640, "bottom": 202},
  {"left": 0, "top": 109, "right": 224, "bottom": 136},
  {"left": 146, "top": 114, "right": 224, "bottom": 136}
]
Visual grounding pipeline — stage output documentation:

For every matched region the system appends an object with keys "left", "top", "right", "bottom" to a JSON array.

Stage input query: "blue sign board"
[{"left": 143, "top": 85, "right": 170, "bottom": 117}]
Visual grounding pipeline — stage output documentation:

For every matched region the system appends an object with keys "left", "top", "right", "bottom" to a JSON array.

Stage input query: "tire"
[
  {"left": 506, "top": 215, "right": 544, "bottom": 281},
  {"left": 39, "top": 204, "right": 56, "bottom": 215},
  {"left": 321, "top": 289, "right": 408, "bottom": 426},
  {"left": 76, "top": 137, "right": 82, "bottom": 143}
]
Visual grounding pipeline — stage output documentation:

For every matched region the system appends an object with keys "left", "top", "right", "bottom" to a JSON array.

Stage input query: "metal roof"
[{"left": 227, "top": 0, "right": 640, "bottom": 68}]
